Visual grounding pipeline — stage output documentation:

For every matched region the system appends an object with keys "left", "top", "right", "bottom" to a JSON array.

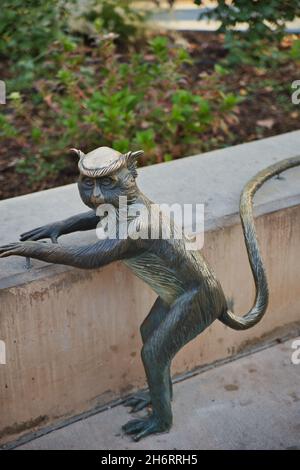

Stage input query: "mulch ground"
[{"left": 0, "top": 31, "right": 299, "bottom": 200}]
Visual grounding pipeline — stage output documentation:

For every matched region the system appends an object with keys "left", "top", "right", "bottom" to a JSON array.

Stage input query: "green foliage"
[
  {"left": 82, "top": 0, "right": 148, "bottom": 42},
  {"left": 214, "top": 64, "right": 230, "bottom": 76},
  {"left": 2, "top": 31, "right": 241, "bottom": 181},
  {"left": 0, "top": 0, "right": 74, "bottom": 90},
  {"left": 290, "top": 39, "right": 300, "bottom": 61},
  {"left": 156, "top": 0, "right": 300, "bottom": 65},
  {"left": 197, "top": 0, "right": 300, "bottom": 66},
  {"left": 135, "top": 129, "right": 156, "bottom": 154},
  {"left": 220, "top": 92, "right": 243, "bottom": 111},
  {"left": 1, "top": 1, "right": 243, "bottom": 184},
  {"left": 0, "top": 115, "right": 17, "bottom": 138},
  {"left": 0, "top": 0, "right": 63, "bottom": 61},
  {"left": 149, "top": 36, "right": 169, "bottom": 60}
]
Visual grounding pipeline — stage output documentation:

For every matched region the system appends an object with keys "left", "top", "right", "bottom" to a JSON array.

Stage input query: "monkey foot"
[
  {"left": 123, "top": 391, "right": 151, "bottom": 412},
  {"left": 122, "top": 415, "right": 170, "bottom": 441}
]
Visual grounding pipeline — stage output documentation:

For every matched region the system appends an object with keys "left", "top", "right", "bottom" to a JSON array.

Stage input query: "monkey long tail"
[{"left": 219, "top": 155, "right": 300, "bottom": 330}]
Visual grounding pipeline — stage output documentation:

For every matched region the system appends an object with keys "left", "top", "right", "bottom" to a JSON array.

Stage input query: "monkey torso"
[
  {"left": 121, "top": 195, "right": 227, "bottom": 309},
  {"left": 123, "top": 251, "right": 186, "bottom": 305},
  {"left": 123, "top": 237, "right": 225, "bottom": 309}
]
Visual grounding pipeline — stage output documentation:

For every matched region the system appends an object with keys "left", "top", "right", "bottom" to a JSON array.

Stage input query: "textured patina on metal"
[{"left": 1, "top": 147, "right": 300, "bottom": 441}]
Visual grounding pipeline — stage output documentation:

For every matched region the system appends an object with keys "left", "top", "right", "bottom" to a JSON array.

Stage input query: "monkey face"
[
  {"left": 74, "top": 146, "right": 143, "bottom": 210},
  {"left": 78, "top": 167, "right": 138, "bottom": 210}
]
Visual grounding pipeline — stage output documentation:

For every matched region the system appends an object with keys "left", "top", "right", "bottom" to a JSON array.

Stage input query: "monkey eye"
[
  {"left": 101, "top": 177, "right": 114, "bottom": 187},
  {"left": 82, "top": 177, "right": 94, "bottom": 187}
]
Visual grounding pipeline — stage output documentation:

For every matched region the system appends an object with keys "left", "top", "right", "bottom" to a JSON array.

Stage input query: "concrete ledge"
[
  {"left": 0, "top": 131, "right": 300, "bottom": 446},
  {"left": 1, "top": 130, "right": 300, "bottom": 286}
]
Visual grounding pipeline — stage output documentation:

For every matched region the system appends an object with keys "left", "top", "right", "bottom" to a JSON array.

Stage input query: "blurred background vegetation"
[{"left": 0, "top": 0, "right": 299, "bottom": 198}]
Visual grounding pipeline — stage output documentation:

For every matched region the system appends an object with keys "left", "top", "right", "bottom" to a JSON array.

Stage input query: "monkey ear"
[
  {"left": 70, "top": 148, "right": 85, "bottom": 161},
  {"left": 125, "top": 150, "right": 144, "bottom": 178}
]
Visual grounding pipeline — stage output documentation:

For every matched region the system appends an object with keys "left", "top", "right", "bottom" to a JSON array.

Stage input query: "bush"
[
  {"left": 0, "top": 0, "right": 66, "bottom": 62},
  {"left": 0, "top": 32, "right": 241, "bottom": 181},
  {"left": 1, "top": 1, "right": 243, "bottom": 183},
  {"left": 82, "top": 0, "right": 148, "bottom": 43},
  {"left": 0, "top": 0, "right": 147, "bottom": 90},
  {"left": 164, "top": 0, "right": 300, "bottom": 65},
  {"left": 200, "top": 0, "right": 300, "bottom": 65},
  {"left": 0, "top": 0, "right": 74, "bottom": 90}
]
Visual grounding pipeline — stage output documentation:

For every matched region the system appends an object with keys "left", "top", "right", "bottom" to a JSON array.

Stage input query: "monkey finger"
[
  {"left": 20, "top": 234, "right": 41, "bottom": 241},
  {"left": 20, "top": 227, "right": 43, "bottom": 240},
  {"left": 0, "top": 252, "right": 12, "bottom": 258},
  {"left": 0, "top": 249, "right": 21, "bottom": 258},
  {"left": 0, "top": 242, "right": 20, "bottom": 253},
  {"left": 20, "top": 229, "right": 46, "bottom": 241},
  {"left": 0, "top": 241, "right": 44, "bottom": 257}
]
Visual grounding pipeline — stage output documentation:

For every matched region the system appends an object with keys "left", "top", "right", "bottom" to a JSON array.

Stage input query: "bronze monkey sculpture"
[{"left": 0, "top": 146, "right": 299, "bottom": 441}]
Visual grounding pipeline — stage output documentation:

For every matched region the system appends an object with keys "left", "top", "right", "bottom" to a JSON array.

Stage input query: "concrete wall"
[{"left": 1, "top": 131, "right": 300, "bottom": 446}]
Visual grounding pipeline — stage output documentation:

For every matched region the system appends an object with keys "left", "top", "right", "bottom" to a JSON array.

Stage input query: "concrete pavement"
[{"left": 16, "top": 338, "right": 300, "bottom": 450}]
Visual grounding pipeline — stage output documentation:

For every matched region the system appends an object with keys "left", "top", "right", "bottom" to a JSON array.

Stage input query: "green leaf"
[{"left": 291, "top": 39, "right": 300, "bottom": 60}]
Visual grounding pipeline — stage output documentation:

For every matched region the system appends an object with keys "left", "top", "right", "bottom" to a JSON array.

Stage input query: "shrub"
[
  {"left": 82, "top": 0, "right": 148, "bottom": 43},
  {"left": 1, "top": 33, "right": 241, "bottom": 181},
  {"left": 1, "top": 1, "right": 243, "bottom": 183},
  {"left": 165, "top": 1, "right": 300, "bottom": 65},
  {"left": 0, "top": 0, "right": 74, "bottom": 90},
  {"left": 200, "top": 0, "right": 300, "bottom": 65}
]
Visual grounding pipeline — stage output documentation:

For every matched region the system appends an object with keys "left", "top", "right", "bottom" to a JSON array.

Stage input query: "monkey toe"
[
  {"left": 123, "top": 391, "right": 151, "bottom": 412},
  {"left": 122, "top": 416, "right": 169, "bottom": 441},
  {"left": 122, "top": 418, "right": 147, "bottom": 435}
]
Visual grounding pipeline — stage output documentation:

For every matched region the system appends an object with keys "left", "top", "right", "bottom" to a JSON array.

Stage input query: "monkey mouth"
[{"left": 90, "top": 198, "right": 104, "bottom": 207}]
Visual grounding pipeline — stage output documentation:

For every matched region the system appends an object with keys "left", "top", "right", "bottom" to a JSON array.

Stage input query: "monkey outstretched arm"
[
  {"left": 0, "top": 238, "right": 139, "bottom": 270},
  {"left": 20, "top": 210, "right": 100, "bottom": 243}
]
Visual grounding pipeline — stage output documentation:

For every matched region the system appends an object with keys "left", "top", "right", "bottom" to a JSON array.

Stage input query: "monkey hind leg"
[
  {"left": 123, "top": 297, "right": 172, "bottom": 414},
  {"left": 140, "top": 297, "right": 169, "bottom": 343},
  {"left": 122, "top": 288, "right": 207, "bottom": 441}
]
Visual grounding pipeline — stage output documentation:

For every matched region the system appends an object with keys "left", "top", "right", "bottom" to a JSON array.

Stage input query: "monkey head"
[{"left": 71, "top": 146, "right": 144, "bottom": 209}]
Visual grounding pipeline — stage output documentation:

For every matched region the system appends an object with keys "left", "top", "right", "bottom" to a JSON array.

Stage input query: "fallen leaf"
[
  {"left": 254, "top": 68, "right": 267, "bottom": 76},
  {"left": 141, "top": 121, "right": 150, "bottom": 129},
  {"left": 256, "top": 119, "right": 274, "bottom": 129}
]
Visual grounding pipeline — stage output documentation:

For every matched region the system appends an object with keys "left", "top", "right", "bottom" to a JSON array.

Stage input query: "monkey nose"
[
  {"left": 92, "top": 184, "right": 103, "bottom": 200},
  {"left": 91, "top": 195, "right": 104, "bottom": 207}
]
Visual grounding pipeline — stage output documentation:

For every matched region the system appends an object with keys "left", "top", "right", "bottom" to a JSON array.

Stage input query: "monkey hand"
[
  {"left": 0, "top": 241, "right": 45, "bottom": 258},
  {"left": 20, "top": 223, "right": 62, "bottom": 244}
]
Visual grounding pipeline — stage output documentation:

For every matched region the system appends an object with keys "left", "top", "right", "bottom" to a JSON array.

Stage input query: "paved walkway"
[
  {"left": 149, "top": 2, "right": 300, "bottom": 33},
  {"left": 17, "top": 338, "right": 300, "bottom": 450}
]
